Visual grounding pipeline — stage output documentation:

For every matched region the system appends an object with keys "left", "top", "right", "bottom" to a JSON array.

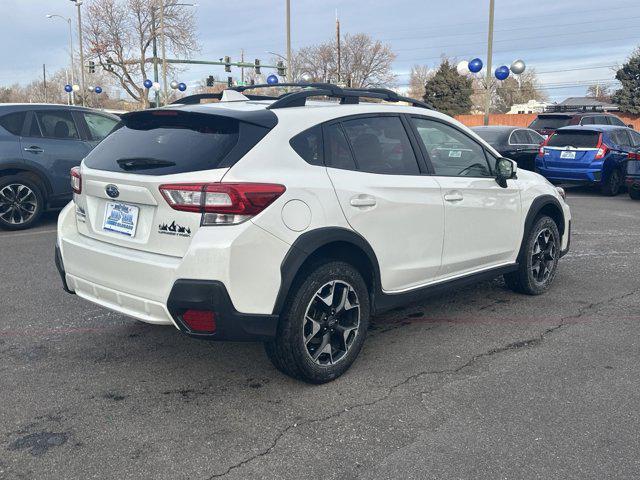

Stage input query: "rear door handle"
[
  {"left": 24, "top": 146, "right": 44, "bottom": 154},
  {"left": 444, "top": 191, "right": 464, "bottom": 202},
  {"left": 350, "top": 195, "right": 377, "bottom": 208}
]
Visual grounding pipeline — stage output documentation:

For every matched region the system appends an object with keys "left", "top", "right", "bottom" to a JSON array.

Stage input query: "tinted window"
[
  {"left": 629, "top": 130, "right": 640, "bottom": 147},
  {"left": 290, "top": 125, "right": 323, "bottom": 165},
  {"left": 36, "top": 110, "right": 79, "bottom": 139},
  {"left": 341, "top": 116, "right": 420, "bottom": 175},
  {"left": 0, "top": 112, "right": 26, "bottom": 136},
  {"left": 84, "top": 113, "right": 269, "bottom": 175},
  {"left": 594, "top": 115, "right": 609, "bottom": 125},
  {"left": 325, "top": 123, "right": 356, "bottom": 170},
  {"left": 548, "top": 130, "right": 599, "bottom": 148},
  {"left": 509, "top": 130, "right": 528, "bottom": 144},
  {"left": 83, "top": 112, "right": 118, "bottom": 141},
  {"left": 471, "top": 128, "right": 505, "bottom": 144},
  {"left": 529, "top": 115, "right": 571, "bottom": 130},
  {"left": 412, "top": 117, "right": 492, "bottom": 177},
  {"left": 580, "top": 116, "right": 595, "bottom": 125},
  {"left": 525, "top": 130, "right": 544, "bottom": 144},
  {"left": 609, "top": 116, "right": 626, "bottom": 127},
  {"left": 613, "top": 130, "right": 632, "bottom": 147}
]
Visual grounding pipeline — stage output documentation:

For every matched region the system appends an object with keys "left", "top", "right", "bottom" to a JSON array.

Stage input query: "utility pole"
[
  {"left": 70, "top": 0, "right": 86, "bottom": 106},
  {"left": 43, "top": 64, "right": 48, "bottom": 103},
  {"left": 336, "top": 11, "right": 341, "bottom": 85},
  {"left": 286, "top": 0, "right": 292, "bottom": 83},
  {"left": 483, "top": 0, "right": 495, "bottom": 126},
  {"left": 241, "top": 49, "right": 245, "bottom": 84},
  {"left": 152, "top": 7, "right": 160, "bottom": 107},
  {"left": 160, "top": 0, "right": 168, "bottom": 106}
]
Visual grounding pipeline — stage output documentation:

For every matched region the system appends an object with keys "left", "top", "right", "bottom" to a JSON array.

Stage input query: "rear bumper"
[{"left": 536, "top": 165, "right": 602, "bottom": 184}]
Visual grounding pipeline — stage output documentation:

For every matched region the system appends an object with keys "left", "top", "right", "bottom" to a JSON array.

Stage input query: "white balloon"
[
  {"left": 72, "top": 84, "right": 80, "bottom": 92},
  {"left": 88, "top": 86, "right": 95, "bottom": 92},
  {"left": 457, "top": 60, "right": 470, "bottom": 75},
  {"left": 510, "top": 59, "right": 526, "bottom": 75},
  {"left": 152, "top": 82, "right": 161, "bottom": 90}
]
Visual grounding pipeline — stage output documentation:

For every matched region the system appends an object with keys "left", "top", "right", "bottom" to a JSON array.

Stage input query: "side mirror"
[
  {"left": 496, "top": 157, "right": 517, "bottom": 188},
  {"left": 628, "top": 124, "right": 635, "bottom": 129}
]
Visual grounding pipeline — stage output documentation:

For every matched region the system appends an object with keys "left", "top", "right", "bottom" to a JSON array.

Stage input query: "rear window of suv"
[
  {"left": 529, "top": 115, "right": 572, "bottom": 130},
  {"left": 84, "top": 111, "right": 272, "bottom": 175},
  {"left": 547, "top": 130, "right": 600, "bottom": 148}
]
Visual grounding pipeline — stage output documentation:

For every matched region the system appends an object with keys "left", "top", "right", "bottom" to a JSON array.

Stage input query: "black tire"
[
  {"left": 0, "top": 175, "right": 45, "bottom": 230},
  {"left": 629, "top": 186, "right": 640, "bottom": 200},
  {"left": 601, "top": 168, "right": 622, "bottom": 196},
  {"left": 265, "top": 261, "right": 370, "bottom": 384},
  {"left": 504, "top": 215, "right": 560, "bottom": 295}
]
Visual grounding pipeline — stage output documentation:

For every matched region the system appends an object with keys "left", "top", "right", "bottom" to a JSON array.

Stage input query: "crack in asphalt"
[{"left": 205, "top": 287, "right": 640, "bottom": 479}]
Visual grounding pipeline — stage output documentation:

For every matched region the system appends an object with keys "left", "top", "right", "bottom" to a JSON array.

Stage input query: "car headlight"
[{"left": 555, "top": 187, "right": 566, "bottom": 200}]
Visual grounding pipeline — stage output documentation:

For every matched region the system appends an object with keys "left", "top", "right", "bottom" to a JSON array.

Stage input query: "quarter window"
[
  {"left": 0, "top": 112, "right": 26, "bottom": 136},
  {"left": 609, "top": 116, "right": 626, "bottom": 127},
  {"left": 83, "top": 112, "right": 118, "bottom": 141},
  {"left": 509, "top": 130, "right": 528, "bottom": 144},
  {"left": 525, "top": 130, "right": 544, "bottom": 144},
  {"left": 290, "top": 125, "right": 323, "bottom": 165},
  {"left": 411, "top": 117, "right": 492, "bottom": 177},
  {"left": 341, "top": 116, "right": 420, "bottom": 175},
  {"left": 628, "top": 130, "right": 640, "bottom": 147},
  {"left": 36, "top": 110, "right": 79, "bottom": 140},
  {"left": 324, "top": 123, "right": 356, "bottom": 170}
]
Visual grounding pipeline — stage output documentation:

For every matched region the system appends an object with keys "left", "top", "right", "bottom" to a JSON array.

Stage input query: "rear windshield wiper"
[{"left": 116, "top": 158, "right": 176, "bottom": 171}]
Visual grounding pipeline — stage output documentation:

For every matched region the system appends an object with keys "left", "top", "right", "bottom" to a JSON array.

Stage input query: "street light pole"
[
  {"left": 47, "top": 14, "right": 76, "bottom": 105},
  {"left": 160, "top": 0, "right": 167, "bottom": 106},
  {"left": 483, "top": 0, "right": 495, "bottom": 126},
  {"left": 69, "top": 0, "right": 86, "bottom": 106},
  {"left": 286, "top": 0, "right": 292, "bottom": 83}
]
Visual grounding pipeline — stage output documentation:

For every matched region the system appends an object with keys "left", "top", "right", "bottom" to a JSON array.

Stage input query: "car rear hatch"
[
  {"left": 74, "top": 107, "right": 276, "bottom": 258},
  {"left": 529, "top": 115, "right": 572, "bottom": 137},
  {"left": 542, "top": 129, "right": 602, "bottom": 169}
]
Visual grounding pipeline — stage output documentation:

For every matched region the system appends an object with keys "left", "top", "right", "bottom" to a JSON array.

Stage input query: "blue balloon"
[
  {"left": 267, "top": 74, "right": 279, "bottom": 85},
  {"left": 468, "top": 58, "right": 483, "bottom": 73},
  {"left": 178, "top": 82, "right": 187, "bottom": 92},
  {"left": 94, "top": 86, "right": 102, "bottom": 94},
  {"left": 143, "top": 79, "right": 153, "bottom": 89},
  {"left": 64, "top": 84, "right": 73, "bottom": 93},
  {"left": 495, "top": 65, "right": 510, "bottom": 81}
]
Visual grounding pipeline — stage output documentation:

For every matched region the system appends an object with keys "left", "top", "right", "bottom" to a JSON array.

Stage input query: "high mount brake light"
[
  {"left": 70, "top": 166, "right": 81, "bottom": 194},
  {"left": 159, "top": 183, "right": 286, "bottom": 225}
]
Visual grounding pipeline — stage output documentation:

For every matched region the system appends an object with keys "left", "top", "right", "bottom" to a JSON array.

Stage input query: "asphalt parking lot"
[{"left": 1, "top": 189, "right": 639, "bottom": 480}]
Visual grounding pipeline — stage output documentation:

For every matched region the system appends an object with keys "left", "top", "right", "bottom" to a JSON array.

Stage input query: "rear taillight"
[
  {"left": 595, "top": 134, "right": 608, "bottom": 160},
  {"left": 628, "top": 151, "right": 640, "bottom": 160},
  {"left": 70, "top": 167, "right": 81, "bottom": 194},
  {"left": 159, "top": 183, "right": 286, "bottom": 225},
  {"left": 538, "top": 137, "right": 550, "bottom": 156},
  {"left": 181, "top": 310, "right": 216, "bottom": 333}
]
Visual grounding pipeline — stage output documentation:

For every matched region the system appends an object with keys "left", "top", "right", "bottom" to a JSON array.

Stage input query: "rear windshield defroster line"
[{"left": 83, "top": 110, "right": 275, "bottom": 175}]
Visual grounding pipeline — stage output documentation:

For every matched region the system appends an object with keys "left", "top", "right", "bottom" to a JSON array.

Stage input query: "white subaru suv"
[{"left": 56, "top": 84, "right": 571, "bottom": 383}]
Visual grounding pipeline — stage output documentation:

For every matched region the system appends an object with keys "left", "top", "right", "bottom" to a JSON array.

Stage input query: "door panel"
[
  {"left": 324, "top": 118, "right": 444, "bottom": 292},
  {"left": 410, "top": 116, "right": 521, "bottom": 277}
]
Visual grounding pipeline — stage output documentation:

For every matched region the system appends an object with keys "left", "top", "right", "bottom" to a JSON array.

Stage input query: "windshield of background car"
[{"left": 547, "top": 130, "right": 600, "bottom": 148}]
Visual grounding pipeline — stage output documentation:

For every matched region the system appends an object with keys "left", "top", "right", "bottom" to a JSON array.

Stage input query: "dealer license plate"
[{"left": 103, "top": 202, "right": 139, "bottom": 237}]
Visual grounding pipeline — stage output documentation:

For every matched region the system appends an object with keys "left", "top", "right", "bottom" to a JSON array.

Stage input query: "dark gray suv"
[{"left": 0, "top": 104, "right": 119, "bottom": 229}]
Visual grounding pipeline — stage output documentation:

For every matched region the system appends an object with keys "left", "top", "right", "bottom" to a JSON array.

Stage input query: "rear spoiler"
[{"left": 121, "top": 107, "right": 278, "bottom": 129}]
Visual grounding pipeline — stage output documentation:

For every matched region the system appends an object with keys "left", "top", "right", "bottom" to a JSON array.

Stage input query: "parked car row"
[
  {"left": 0, "top": 104, "right": 119, "bottom": 230},
  {"left": 473, "top": 112, "right": 640, "bottom": 200}
]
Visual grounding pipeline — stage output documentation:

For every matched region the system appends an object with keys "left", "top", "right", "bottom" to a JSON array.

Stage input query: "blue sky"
[{"left": 2, "top": 0, "right": 639, "bottom": 101}]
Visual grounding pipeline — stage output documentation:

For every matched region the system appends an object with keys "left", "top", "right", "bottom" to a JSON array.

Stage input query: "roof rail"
[{"left": 170, "top": 83, "right": 433, "bottom": 110}]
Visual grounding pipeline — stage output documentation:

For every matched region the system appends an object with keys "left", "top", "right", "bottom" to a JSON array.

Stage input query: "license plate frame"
[
  {"left": 560, "top": 150, "right": 576, "bottom": 159},
  {"left": 103, "top": 202, "right": 139, "bottom": 237}
]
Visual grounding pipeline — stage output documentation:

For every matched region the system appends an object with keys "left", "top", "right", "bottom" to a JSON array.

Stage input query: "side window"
[
  {"left": 609, "top": 116, "right": 626, "bottom": 127},
  {"left": 580, "top": 116, "right": 594, "bottom": 125},
  {"left": 616, "top": 130, "right": 632, "bottom": 147},
  {"left": 341, "top": 116, "right": 420, "bottom": 175},
  {"left": 290, "top": 125, "right": 323, "bottom": 165},
  {"left": 629, "top": 130, "right": 640, "bottom": 147},
  {"left": 594, "top": 115, "right": 609, "bottom": 125},
  {"left": 526, "top": 130, "right": 544, "bottom": 145},
  {"left": 83, "top": 112, "right": 118, "bottom": 142},
  {"left": 324, "top": 123, "right": 356, "bottom": 170},
  {"left": 36, "top": 110, "right": 80, "bottom": 140},
  {"left": 509, "top": 130, "right": 527, "bottom": 144},
  {"left": 411, "top": 117, "right": 492, "bottom": 177},
  {"left": 0, "top": 112, "right": 26, "bottom": 136}
]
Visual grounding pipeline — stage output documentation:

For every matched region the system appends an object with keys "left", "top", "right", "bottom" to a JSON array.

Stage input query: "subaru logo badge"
[{"left": 105, "top": 184, "right": 119, "bottom": 199}]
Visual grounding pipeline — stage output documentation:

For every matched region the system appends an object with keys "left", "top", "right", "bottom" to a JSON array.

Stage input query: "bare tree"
[
  {"left": 407, "top": 64, "right": 431, "bottom": 100},
  {"left": 84, "top": 0, "right": 199, "bottom": 108},
  {"left": 586, "top": 83, "right": 612, "bottom": 103}
]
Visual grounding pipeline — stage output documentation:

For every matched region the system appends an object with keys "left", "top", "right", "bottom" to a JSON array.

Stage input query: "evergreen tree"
[
  {"left": 612, "top": 48, "right": 640, "bottom": 114},
  {"left": 423, "top": 59, "right": 472, "bottom": 116}
]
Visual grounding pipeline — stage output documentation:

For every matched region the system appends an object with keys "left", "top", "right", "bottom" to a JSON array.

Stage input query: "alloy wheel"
[
  {"left": 303, "top": 280, "right": 360, "bottom": 366},
  {"left": 531, "top": 227, "right": 557, "bottom": 284},
  {"left": 0, "top": 184, "right": 38, "bottom": 225}
]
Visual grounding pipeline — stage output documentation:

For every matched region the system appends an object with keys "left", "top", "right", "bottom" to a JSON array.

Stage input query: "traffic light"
[
  {"left": 88, "top": 61, "right": 95, "bottom": 74},
  {"left": 206, "top": 75, "right": 214, "bottom": 87},
  {"left": 105, "top": 57, "right": 114, "bottom": 72},
  {"left": 254, "top": 59, "right": 261, "bottom": 75},
  {"left": 224, "top": 56, "right": 231, "bottom": 73},
  {"left": 277, "top": 61, "right": 286, "bottom": 77},
  {"left": 227, "top": 76, "right": 233, "bottom": 87}
]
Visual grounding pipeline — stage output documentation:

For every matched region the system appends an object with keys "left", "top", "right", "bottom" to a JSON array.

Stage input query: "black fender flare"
[
  {"left": 516, "top": 194, "right": 565, "bottom": 263},
  {"left": 272, "top": 227, "right": 381, "bottom": 315}
]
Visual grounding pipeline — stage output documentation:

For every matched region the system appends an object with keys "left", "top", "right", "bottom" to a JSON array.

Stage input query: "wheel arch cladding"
[
  {"left": 518, "top": 195, "right": 565, "bottom": 262},
  {"left": 273, "top": 227, "right": 381, "bottom": 316},
  {"left": 0, "top": 165, "right": 52, "bottom": 196}
]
